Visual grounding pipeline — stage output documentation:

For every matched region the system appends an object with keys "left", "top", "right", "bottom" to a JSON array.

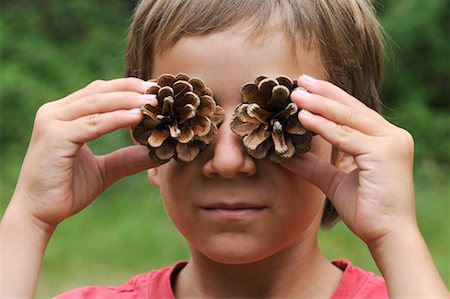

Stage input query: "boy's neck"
[{"left": 174, "top": 237, "right": 343, "bottom": 298}]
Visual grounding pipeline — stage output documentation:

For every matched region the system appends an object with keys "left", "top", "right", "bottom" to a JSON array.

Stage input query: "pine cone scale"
[
  {"left": 250, "top": 139, "right": 273, "bottom": 159},
  {"left": 197, "top": 95, "right": 216, "bottom": 116},
  {"left": 230, "top": 117, "right": 260, "bottom": 136},
  {"left": 141, "top": 104, "right": 161, "bottom": 120},
  {"left": 241, "top": 83, "right": 263, "bottom": 106},
  {"left": 176, "top": 142, "right": 200, "bottom": 162},
  {"left": 210, "top": 106, "right": 225, "bottom": 125},
  {"left": 271, "top": 129, "right": 288, "bottom": 154},
  {"left": 178, "top": 104, "right": 196, "bottom": 123},
  {"left": 154, "top": 138, "right": 176, "bottom": 161},
  {"left": 243, "top": 125, "right": 271, "bottom": 151},
  {"left": 175, "top": 92, "right": 200, "bottom": 110},
  {"left": 189, "top": 78, "right": 207, "bottom": 97},
  {"left": 191, "top": 116, "right": 211, "bottom": 137},
  {"left": 157, "top": 74, "right": 176, "bottom": 87},
  {"left": 148, "top": 126, "right": 169, "bottom": 147},
  {"left": 268, "top": 85, "right": 291, "bottom": 110},
  {"left": 284, "top": 116, "right": 306, "bottom": 135},
  {"left": 257, "top": 78, "right": 278, "bottom": 105},
  {"left": 173, "top": 80, "right": 193, "bottom": 98},
  {"left": 246, "top": 103, "right": 271, "bottom": 125},
  {"left": 178, "top": 125, "right": 194, "bottom": 144}
]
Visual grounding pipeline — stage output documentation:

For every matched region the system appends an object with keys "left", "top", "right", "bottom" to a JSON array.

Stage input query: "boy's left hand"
[{"left": 284, "top": 74, "right": 417, "bottom": 247}]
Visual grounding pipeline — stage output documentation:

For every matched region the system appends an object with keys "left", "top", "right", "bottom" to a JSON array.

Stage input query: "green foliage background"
[{"left": 1, "top": 0, "right": 448, "bottom": 297}]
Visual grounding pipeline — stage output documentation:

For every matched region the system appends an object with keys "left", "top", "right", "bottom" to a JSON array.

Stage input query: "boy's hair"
[{"left": 125, "top": 0, "right": 384, "bottom": 228}]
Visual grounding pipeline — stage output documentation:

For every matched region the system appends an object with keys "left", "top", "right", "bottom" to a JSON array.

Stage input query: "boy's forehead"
[{"left": 153, "top": 27, "right": 324, "bottom": 90}]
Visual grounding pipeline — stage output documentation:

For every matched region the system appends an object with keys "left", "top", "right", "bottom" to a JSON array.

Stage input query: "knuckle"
[
  {"left": 345, "top": 108, "right": 360, "bottom": 123},
  {"left": 86, "top": 79, "right": 106, "bottom": 89},
  {"left": 36, "top": 103, "right": 49, "bottom": 117},
  {"left": 86, "top": 113, "right": 103, "bottom": 138},
  {"left": 395, "top": 128, "right": 414, "bottom": 155},
  {"left": 382, "top": 128, "right": 414, "bottom": 158},
  {"left": 35, "top": 102, "right": 54, "bottom": 123},
  {"left": 87, "top": 113, "right": 101, "bottom": 127},
  {"left": 34, "top": 103, "right": 61, "bottom": 137},
  {"left": 86, "top": 94, "right": 100, "bottom": 106},
  {"left": 333, "top": 124, "right": 353, "bottom": 148},
  {"left": 399, "top": 128, "right": 414, "bottom": 146},
  {"left": 336, "top": 123, "right": 352, "bottom": 138}
]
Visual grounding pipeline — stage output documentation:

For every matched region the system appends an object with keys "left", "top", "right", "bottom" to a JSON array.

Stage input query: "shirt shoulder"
[
  {"left": 53, "top": 261, "right": 187, "bottom": 299},
  {"left": 331, "top": 260, "right": 388, "bottom": 299}
]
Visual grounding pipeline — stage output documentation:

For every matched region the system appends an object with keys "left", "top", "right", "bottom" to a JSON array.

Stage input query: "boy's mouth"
[
  {"left": 202, "top": 202, "right": 267, "bottom": 210},
  {"left": 200, "top": 202, "right": 268, "bottom": 220}
]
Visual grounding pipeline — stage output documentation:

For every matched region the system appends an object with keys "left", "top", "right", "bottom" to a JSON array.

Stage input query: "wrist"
[
  {"left": 366, "top": 221, "right": 420, "bottom": 258},
  {"left": 2, "top": 196, "right": 57, "bottom": 238},
  {"left": 368, "top": 223, "right": 447, "bottom": 297},
  {"left": 1, "top": 199, "right": 56, "bottom": 297}
]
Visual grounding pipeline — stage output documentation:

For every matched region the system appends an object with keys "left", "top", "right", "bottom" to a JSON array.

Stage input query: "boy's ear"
[
  {"left": 335, "top": 151, "right": 357, "bottom": 173},
  {"left": 147, "top": 168, "right": 160, "bottom": 187}
]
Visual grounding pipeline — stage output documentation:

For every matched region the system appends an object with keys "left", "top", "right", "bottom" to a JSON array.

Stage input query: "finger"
[
  {"left": 98, "top": 145, "right": 160, "bottom": 188},
  {"left": 291, "top": 88, "right": 388, "bottom": 136},
  {"left": 298, "top": 109, "right": 372, "bottom": 156},
  {"left": 64, "top": 108, "right": 143, "bottom": 143},
  {"left": 57, "top": 91, "right": 157, "bottom": 121},
  {"left": 296, "top": 74, "right": 379, "bottom": 115},
  {"left": 58, "top": 77, "right": 156, "bottom": 106}
]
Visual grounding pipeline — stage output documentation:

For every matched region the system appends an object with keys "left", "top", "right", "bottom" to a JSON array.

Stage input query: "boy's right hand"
[{"left": 8, "top": 78, "right": 158, "bottom": 229}]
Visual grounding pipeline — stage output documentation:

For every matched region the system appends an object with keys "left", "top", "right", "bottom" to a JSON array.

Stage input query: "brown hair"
[{"left": 125, "top": 0, "right": 384, "bottom": 228}]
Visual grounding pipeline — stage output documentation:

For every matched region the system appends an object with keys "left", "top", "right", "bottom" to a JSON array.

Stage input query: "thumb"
[
  {"left": 280, "top": 152, "right": 357, "bottom": 213},
  {"left": 99, "top": 145, "right": 160, "bottom": 187}
]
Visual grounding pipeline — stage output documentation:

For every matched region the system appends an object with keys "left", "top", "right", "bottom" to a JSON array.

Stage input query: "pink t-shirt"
[{"left": 54, "top": 260, "right": 388, "bottom": 298}]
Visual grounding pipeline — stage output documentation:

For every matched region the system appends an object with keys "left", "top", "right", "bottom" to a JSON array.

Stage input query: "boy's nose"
[{"left": 202, "top": 115, "right": 257, "bottom": 179}]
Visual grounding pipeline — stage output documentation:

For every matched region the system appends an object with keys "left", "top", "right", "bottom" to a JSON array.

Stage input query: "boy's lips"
[
  {"left": 199, "top": 202, "right": 268, "bottom": 220},
  {"left": 201, "top": 202, "right": 268, "bottom": 210}
]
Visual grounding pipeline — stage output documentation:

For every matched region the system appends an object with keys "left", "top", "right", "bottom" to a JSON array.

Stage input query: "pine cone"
[
  {"left": 133, "top": 73, "right": 225, "bottom": 163},
  {"left": 230, "top": 76, "right": 313, "bottom": 163}
]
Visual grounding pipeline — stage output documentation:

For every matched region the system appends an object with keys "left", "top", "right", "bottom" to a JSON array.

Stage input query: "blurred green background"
[{"left": 1, "top": 0, "right": 448, "bottom": 297}]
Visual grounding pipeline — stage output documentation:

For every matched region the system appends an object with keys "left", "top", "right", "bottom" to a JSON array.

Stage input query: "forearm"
[
  {"left": 369, "top": 225, "right": 448, "bottom": 298},
  {"left": 0, "top": 200, "right": 55, "bottom": 298}
]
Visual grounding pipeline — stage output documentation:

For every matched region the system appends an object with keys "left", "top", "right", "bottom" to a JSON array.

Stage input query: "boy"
[{"left": 1, "top": 0, "right": 448, "bottom": 298}]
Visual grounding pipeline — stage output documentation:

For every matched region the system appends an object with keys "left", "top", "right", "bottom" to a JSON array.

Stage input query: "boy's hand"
[
  {"left": 9, "top": 78, "right": 158, "bottom": 230},
  {"left": 285, "top": 74, "right": 416, "bottom": 247},
  {"left": 286, "top": 74, "right": 448, "bottom": 297}
]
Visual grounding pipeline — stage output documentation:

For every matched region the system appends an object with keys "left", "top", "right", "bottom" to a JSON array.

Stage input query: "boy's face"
[{"left": 149, "top": 25, "right": 331, "bottom": 264}]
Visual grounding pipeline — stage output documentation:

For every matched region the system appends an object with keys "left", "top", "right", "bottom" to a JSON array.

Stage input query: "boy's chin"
[{"left": 191, "top": 237, "right": 279, "bottom": 265}]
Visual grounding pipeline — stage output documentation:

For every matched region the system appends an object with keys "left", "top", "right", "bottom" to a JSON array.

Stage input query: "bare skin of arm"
[
  {"left": 0, "top": 78, "right": 158, "bottom": 298},
  {"left": 284, "top": 74, "right": 448, "bottom": 297}
]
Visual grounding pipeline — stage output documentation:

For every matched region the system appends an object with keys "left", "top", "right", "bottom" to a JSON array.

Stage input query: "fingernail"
[
  {"left": 293, "top": 87, "right": 310, "bottom": 98},
  {"left": 139, "top": 93, "right": 157, "bottom": 105},
  {"left": 129, "top": 108, "right": 142, "bottom": 115},
  {"left": 299, "top": 109, "right": 314, "bottom": 118},
  {"left": 142, "top": 81, "right": 157, "bottom": 89},
  {"left": 139, "top": 93, "right": 157, "bottom": 100},
  {"left": 301, "top": 74, "right": 317, "bottom": 83}
]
